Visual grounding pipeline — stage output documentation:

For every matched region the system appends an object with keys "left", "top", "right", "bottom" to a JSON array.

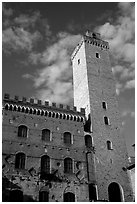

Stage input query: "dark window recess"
[
  {"left": 89, "top": 184, "right": 97, "bottom": 201},
  {"left": 107, "top": 141, "right": 113, "bottom": 150},
  {"left": 10, "top": 190, "right": 23, "bottom": 202},
  {"left": 18, "top": 125, "right": 27, "bottom": 137},
  {"left": 15, "top": 153, "right": 26, "bottom": 169},
  {"left": 108, "top": 182, "right": 123, "bottom": 202},
  {"left": 64, "top": 192, "right": 75, "bottom": 202},
  {"left": 84, "top": 114, "right": 91, "bottom": 133},
  {"left": 42, "top": 129, "right": 50, "bottom": 141},
  {"left": 96, "top": 53, "right": 100, "bottom": 58},
  {"left": 78, "top": 59, "right": 80, "bottom": 64},
  {"left": 104, "top": 116, "right": 109, "bottom": 125},
  {"left": 64, "top": 158, "right": 73, "bottom": 173},
  {"left": 39, "top": 191, "right": 49, "bottom": 202},
  {"left": 102, "top": 102, "right": 107, "bottom": 109},
  {"left": 64, "top": 132, "right": 72, "bottom": 145},
  {"left": 41, "top": 155, "right": 50, "bottom": 174},
  {"left": 85, "top": 135, "right": 93, "bottom": 148}
]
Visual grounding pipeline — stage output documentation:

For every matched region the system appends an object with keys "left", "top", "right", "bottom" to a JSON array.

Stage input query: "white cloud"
[
  {"left": 25, "top": 33, "right": 81, "bottom": 104},
  {"left": 96, "top": 2, "right": 135, "bottom": 94},
  {"left": 112, "top": 65, "right": 123, "bottom": 74},
  {"left": 2, "top": 3, "right": 13, "bottom": 17},
  {"left": 125, "top": 79, "right": 135, "bottom": 89},
  {"left": 3, "top": 27, "right": 41, "bottom": 53}
]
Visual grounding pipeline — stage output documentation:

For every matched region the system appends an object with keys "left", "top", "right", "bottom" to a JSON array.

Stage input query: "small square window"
[
  {"left": 96, "top": 53, "right": 100, "bottom": 58},
  {"left": 102, "top": 102, "right": 107, "bottom": 109},
  {"left": 78, "top": 59, "right": 80, "bottom": 64}
]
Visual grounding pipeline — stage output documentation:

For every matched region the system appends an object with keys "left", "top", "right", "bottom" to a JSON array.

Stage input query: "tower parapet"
[{"left": 71, "top": 31, "right": 109, "bottom": 61}]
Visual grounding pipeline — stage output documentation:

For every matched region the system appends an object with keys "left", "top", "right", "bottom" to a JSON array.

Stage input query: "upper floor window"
[
  {"left": 41, "top": 155, "right": 50, "bottom": 174},
  {"left": 18, "top": 125, "right": 28, "bottom": 138},
  {"left": 15, "top": 152, "right": 26, "bottom": 169},
  {"left": 104, "top": 116, "right": 109, "bottom": 125},
  {"left": 64, "top": 157, "right": 73, "bottom": 173},
  {"left": 107, "top": 140, "right": 113, "bottom": 150},
  {"left": 102, "top": 101, "right": 107, "bottom": 110},
  {"left": 64, "top": 132, "right": 72, "bottom": 145},
  {"left": 96, "top": 52, "right": 100, "bottom": 58},
  {"left": 85, "top": 135, "right": 93, "bottom": 148},
  {"left": 42, "top": 129, "right": 50, "bottom": 142}
]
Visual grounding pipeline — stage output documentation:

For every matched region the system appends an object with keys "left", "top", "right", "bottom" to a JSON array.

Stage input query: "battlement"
[
  {"left": 3, "top": 93, "right": 85, "bottom": 123},
  {"left": 71, "top": 31, "right": 109, "bottom": 60}
]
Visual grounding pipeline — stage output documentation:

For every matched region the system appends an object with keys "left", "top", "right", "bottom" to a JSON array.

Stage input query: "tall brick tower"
[{"left": 71, "top": 31, "right": 134, "bottom": 201}]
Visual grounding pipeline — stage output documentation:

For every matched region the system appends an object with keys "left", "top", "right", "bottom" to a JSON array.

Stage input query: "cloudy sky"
[{"left": 2, "top": 2, "right": 135, "bottom": 156}]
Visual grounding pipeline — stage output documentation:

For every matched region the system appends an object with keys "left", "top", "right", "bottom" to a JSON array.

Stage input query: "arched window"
[
  {"left": 64, "top": 158, "right": 73, "bottom": 173},
  {"left": 108, "top": 182, "right": 124, "bottom": 202},
  {"left": 5, "top": 104, "right": 9, "bottom": 110},
  {"left": 15, "top": 152, "right": 26, "bottom": 169},
  {"left": 39, "top": 191, "right": 49, "bottom": 202},
  {"left": 41, "top": 155, "right": 50, "bottom": 174},
  {"left": 89, "top": 183, "right": 98, "bottom": 201},
  {"left": 64, "top": 192, "right": 75, "bottom": 202},
  {"left": 64, "top": 132, "right": 72, "bottom": 145},
  {"left": 18, "top": 125, "right": 28, "bottom": 138},
  {"left": 42, "top": 129, "right": 50, "bottom": 141},
  {"left": 85, "top": 135, "right": 93, "bottom": 148},
  {"left": 107, "top": 140, "right": 113, "bottom": 150},
  {"left": 10, "top": 190, "right": 23, "bottom": 201}
]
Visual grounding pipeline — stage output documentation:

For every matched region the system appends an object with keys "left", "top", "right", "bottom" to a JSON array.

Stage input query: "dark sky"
[{"left": 2, "top": 2, "right": 135, "bottom": 156}]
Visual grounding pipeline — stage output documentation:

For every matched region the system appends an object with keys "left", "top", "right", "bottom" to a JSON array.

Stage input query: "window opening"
[
  {"left": 102, "top": 102, "right": 107, "bottom": 109},
  {"left": 96, "top": 53, "right": 100, "bottom": 58},
  {"left": 64, "top": 192, "right": 75, "bottom": 202},
  {"left": 64, "top": 158, "right": 73, "bottom": 173},
  {"left": 39, "top": 191, "right": 49, "bottom": 202},
  {"left": 18, "top": 125, "right": 27, "bottom": 138},
  {"left": 15, "top": 152, "right": 26, "bottom": 169},
  {"left": 85, "top": 135, "right": 93, "bottom": 148},
  {"left": 104, "top": 116, "right": 109, "bottom": 125},
  {"left": 107, "top": 140, "right": 113, "bottom": 150},
  {"left": 64, "top": 132, "right": 72, "bottom": 145},
  {"left": 41, "top": 155, "right": 50, "bottom": 174},
  {"left": 42, "top": 129, "right": 50, "bottom": 141}
]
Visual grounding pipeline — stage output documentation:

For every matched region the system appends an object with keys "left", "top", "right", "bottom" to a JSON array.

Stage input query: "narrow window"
[
  {"left": 89, "top": 184, "right": 98, "bottom": 201},
  {"left": 102, "top": 102, "right": 107, "bottom": 109},
  {"left": 39, "top": 191, "right": 49, "bottom": 202},
  {"left": 104, "top": 116, "right": 109, "bottom": 125},
  {"left": 85, "top": 135, "right": 93, "bottom": 148},
  {"left": 64, "top": 192, "right": 75, "bottom": 202},
  {"left": 18, "top": 125, "right": 28, "bottom": 138},
  {"left": 41, "top": 155, "right": 50, "bottom": 174},
  {"left": 78, "top": 59, "right": 80, "bottom": 64},
  {"left": 107, "top": 141, "right": 113, "bottom": 150},
  {"left": 64, "top": 157, "right": 73, "bottom": 173},
  {"left": 42, "top": 129, "right": 50, "bottom": 141},
  {"left": 96, "top": 53, "right": 100, "bottom": 58},
  {"left": 15, "top": 152, "right": 26, "bottom": 169},
  {"left": 64, "top": 132, "right": 72, "bottom": 145}
]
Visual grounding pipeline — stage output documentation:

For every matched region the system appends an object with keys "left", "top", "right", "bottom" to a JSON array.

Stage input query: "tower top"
[
  {"left": 85, "top": 31, "right": 101, "bottom": 40},
  {"left": 71, "top": 31, "right": 109, "bottom": 60}
]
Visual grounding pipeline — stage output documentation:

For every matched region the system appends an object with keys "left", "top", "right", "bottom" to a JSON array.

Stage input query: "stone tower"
[{"left": 71, "top": 31, "right": 134, "bottom": 201}]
